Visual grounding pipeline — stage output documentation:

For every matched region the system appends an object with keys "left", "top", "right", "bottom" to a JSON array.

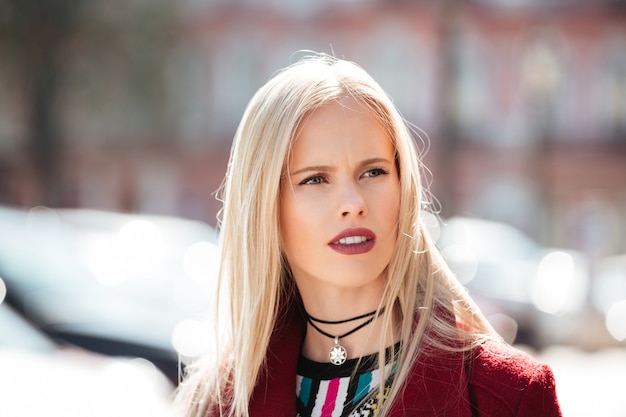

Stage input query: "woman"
[{"left": 175, "top": 53, "right": 562, "bottom": 417}]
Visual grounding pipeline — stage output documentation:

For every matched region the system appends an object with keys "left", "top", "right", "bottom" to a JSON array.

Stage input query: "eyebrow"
[{"left": 290, "top": 157, "right": 393, "bottom": 177}]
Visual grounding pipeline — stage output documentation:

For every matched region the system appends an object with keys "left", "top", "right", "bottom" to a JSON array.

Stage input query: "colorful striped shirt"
[{"left": 296, "top": 344, "right": 398, "bottom": 417}]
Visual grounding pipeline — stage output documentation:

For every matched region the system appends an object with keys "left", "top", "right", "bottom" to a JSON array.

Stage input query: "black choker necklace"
[{"left": 304, "top": 307, "right": 386, "bottom": 365}]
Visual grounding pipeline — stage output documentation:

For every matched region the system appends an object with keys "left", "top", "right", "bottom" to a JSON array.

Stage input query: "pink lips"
[{"left": 328, "top": 227, "right": 376, "bottom": 255}]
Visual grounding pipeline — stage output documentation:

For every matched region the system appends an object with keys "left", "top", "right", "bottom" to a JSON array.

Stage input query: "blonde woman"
[{"left": 175, "top": 53, "right": 562, "bottom": 417}]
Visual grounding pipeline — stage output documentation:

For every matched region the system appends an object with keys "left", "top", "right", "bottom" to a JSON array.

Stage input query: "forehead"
[{"left": 290, "top": 97, "right": 394, "bottom": 158}]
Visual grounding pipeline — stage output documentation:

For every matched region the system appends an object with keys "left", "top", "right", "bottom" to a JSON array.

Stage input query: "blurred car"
[
  {"left": 591, "top": 254, "right": 626, "bottom": 344},
  {"left": 0, "top": 295, "right": 174, "bottom": 417},
  {"left": 436, "top": 216, "right": 590, "bottom": 348},
  {"left": 0, "top": 205, "right": 220, "bottom": 384}
]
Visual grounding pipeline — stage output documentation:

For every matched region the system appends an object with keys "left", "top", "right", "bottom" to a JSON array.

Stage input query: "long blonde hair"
[{"left": 175, "top": 53, "right": 498, "bottom": 417}]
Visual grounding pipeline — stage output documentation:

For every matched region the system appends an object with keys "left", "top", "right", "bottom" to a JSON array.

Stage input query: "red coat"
[{"left": 249, "top": 306, "right": 562, "bottom": 417}]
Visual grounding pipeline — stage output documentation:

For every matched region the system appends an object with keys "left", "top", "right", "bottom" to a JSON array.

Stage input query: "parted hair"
[{"left": 174, "top": 53, "right": 498, "bottom": 417}]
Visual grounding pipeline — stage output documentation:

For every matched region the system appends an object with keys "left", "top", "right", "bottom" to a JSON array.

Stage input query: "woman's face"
[{"left": 280, "top": 97, "right": 401, "bottom": 298}]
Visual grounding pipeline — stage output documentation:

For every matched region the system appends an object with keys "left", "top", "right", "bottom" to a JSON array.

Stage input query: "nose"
[{"left": 338, "top": 180, "right": 367, "bottom": 218}]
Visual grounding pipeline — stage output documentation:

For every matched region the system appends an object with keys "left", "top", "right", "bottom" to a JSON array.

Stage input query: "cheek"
[
  {"left": 280, "top": 195, "right": 326, "bottom": 267},
  {"left": 382, "top": 183, "right": 401, "bottom": 222}
]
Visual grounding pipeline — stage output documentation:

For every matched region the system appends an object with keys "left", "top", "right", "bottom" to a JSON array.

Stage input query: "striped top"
[{"left": 296, "top": 344, "right": 399, "bottom": 417}]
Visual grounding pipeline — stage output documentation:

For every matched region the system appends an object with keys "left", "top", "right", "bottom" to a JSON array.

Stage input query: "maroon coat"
[{"left": 248, "top": 306, "right": 562, "bottom": 417}]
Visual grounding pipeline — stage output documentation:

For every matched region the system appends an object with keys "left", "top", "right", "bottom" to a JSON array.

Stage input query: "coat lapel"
[{"left": 249, "top": 304, "right": 305, "bottom": 417}]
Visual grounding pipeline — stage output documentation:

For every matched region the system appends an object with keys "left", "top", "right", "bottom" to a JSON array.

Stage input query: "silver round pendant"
[{"left": 329, "top": 337, "right": 347, "bottom": 365}]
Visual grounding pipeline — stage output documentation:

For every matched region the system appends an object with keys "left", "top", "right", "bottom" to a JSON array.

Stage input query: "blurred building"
[{"left": 0, "top": 0, "right": 625, "bottom": 260}]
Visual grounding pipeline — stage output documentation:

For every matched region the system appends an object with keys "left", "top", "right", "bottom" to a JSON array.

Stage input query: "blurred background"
[{"left": 1, "top": 0, "right": 625, "bottom": 415}]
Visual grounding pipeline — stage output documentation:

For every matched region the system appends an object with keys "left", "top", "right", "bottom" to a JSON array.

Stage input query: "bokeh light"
[
  {"left": 82, "top": 219, "right": 165, "bottom": 286},
  {"left": 183, "top": 241, "right": 220, "bottom": 283},
  {"left": 171, "top": 318, "right": 212, "bottom": 361},
  {"left": 0, "top": 277, "right": 6, "bottom": 305},
  {"left": 606, "top": 300, "right": 626, "bottom": 342},
  {"left": 533, "top": 251, "right": 574, "bottom": 314},
  {"left": 421, "top": 211, "right": 441, "bottom": 242},
  {"left": 26, "top": 206, "right": 60, "bottom": 237},
  {"left": 441, "top": 244, "right": 478, "bottom": 285},
  {"left": 487, "top": 313, "right": 519, "bottom": 345}
]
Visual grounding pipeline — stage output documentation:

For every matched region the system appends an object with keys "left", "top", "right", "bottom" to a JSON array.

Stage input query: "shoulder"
[
  {"left": 471, "top": 339, "right": 550, "bottom": 387},
  {"left": 468, "top": 339, "right": 562, "bottom": 417}
]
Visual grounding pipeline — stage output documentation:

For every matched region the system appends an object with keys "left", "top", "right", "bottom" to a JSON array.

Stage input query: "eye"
[
  {"left": 362, "top": 167, "right": 389, "bottom": 178},
  {"left": 299, "top": 175, "right": 326, "bottom": 185}
]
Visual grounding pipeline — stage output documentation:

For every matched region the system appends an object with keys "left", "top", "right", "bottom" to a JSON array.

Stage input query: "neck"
[
  {"left": 295, "top": 276, "right": 392, "bottom": 362},
  {"left": 305, "top": 307, "right": 387, "bottom": 365},
  {"left": 301, "top": 305, "right": 394, "bottom": 363}
]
